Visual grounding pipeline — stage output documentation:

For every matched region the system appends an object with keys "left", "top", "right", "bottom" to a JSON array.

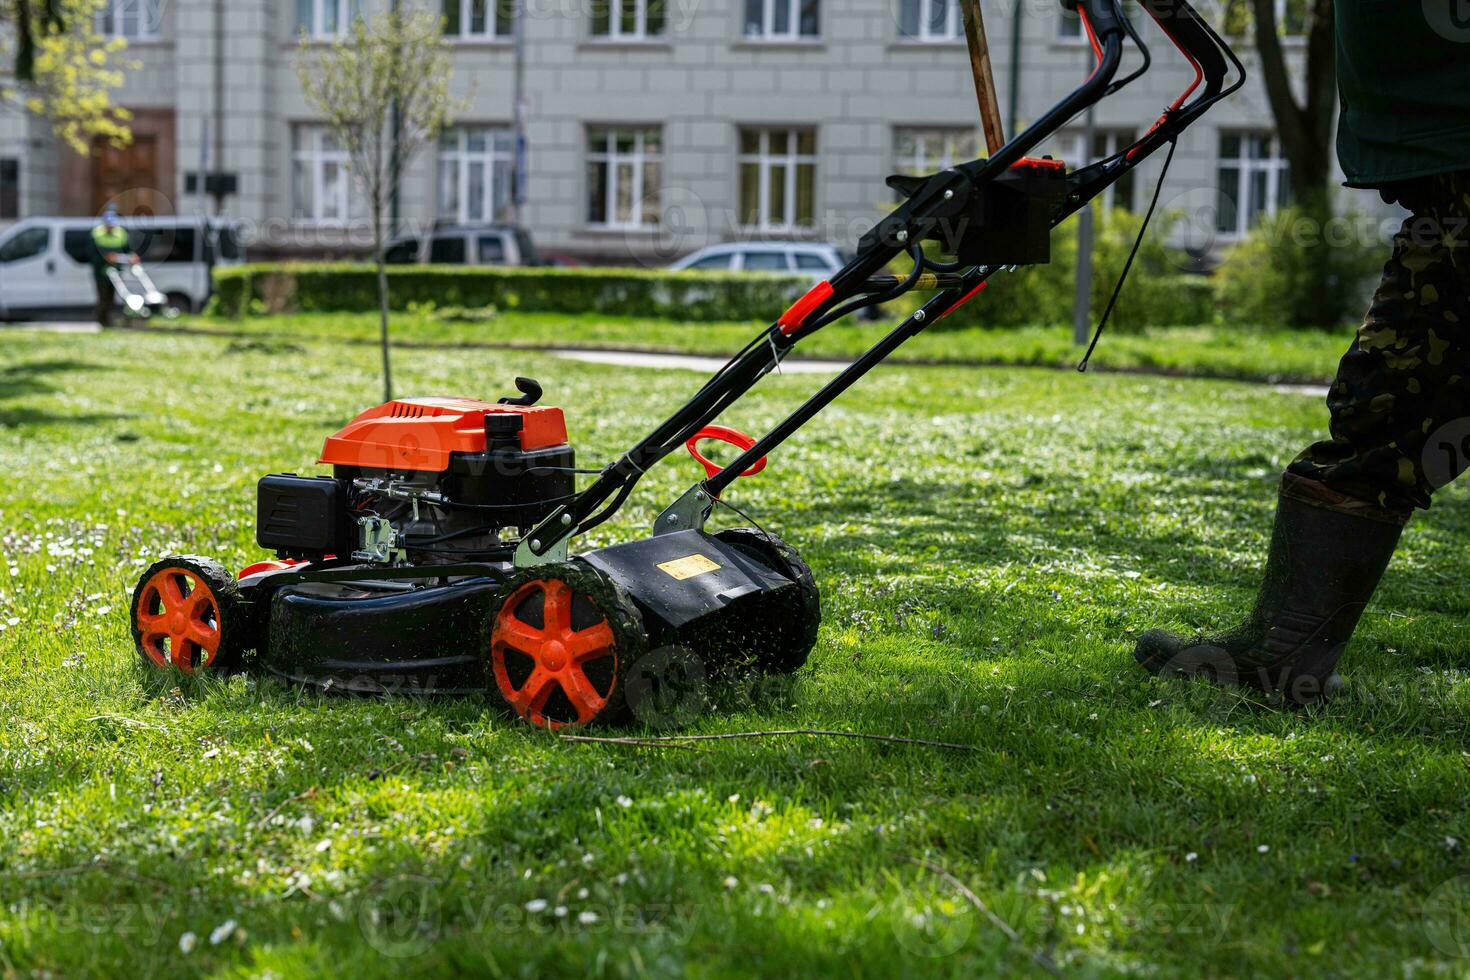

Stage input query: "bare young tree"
[
  {"left": 1247, "top": 0, "right": 1334, "bottom": 208},
  {"left": 297, "top": 7, "right": 461, "bottom": 401}
]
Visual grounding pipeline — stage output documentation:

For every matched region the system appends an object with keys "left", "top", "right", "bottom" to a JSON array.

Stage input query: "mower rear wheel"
[
  {"left": 488, "top": 562, "right": 646, "bottom": 729},
  {"left": 715, "top": 528, "right": 820, "bottom": 674},
  {"left": 130, "top": 556, "right": 247, "bottom": 673}
]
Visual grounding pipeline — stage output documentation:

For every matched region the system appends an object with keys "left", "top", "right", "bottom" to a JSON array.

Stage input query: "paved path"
[
  {"left": 546, "top": 346, "right": 1334, "bottom": 396},
  {"left": 2, "top": 320, "right": 101, "bottom": 334}
]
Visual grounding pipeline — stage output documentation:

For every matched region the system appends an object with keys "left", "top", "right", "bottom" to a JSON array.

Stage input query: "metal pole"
[
  {"left": 511, "top": 0, "right": 528, "bottom": 225},
  {"left": 1072, "top": 105, "right": 1096, "bottom": 346},
  {"left": 1007, "top": 0, "right": 1023, "bottom": 138}
]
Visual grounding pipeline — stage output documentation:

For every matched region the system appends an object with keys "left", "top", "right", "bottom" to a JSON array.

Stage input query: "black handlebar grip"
[
  {"left": 1137, "top": 0, "right": 1229, "bottom": 96},
  {"left": 498, "top": 376, "right": 543, "bottom": 406}
]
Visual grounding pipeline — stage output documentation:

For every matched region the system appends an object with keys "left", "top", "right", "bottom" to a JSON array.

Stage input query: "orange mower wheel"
[
  {"left": 130, "top": 556, "right": 247, "bottom": 674},
  {"left": 488, "top": 563, "right": 646, "bottom": 729}
]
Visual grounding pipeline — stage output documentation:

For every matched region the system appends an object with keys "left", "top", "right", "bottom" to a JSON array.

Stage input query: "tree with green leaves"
[
  {"left": 296, "top": 7, "right": 463, "bottom": 402},
  {"left": 2, "top": 0, "right": 133, "bottom": 152}
]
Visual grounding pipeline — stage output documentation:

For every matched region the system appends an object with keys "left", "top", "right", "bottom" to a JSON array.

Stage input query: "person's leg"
[
  {"left": 1135, "top": 172, "right": 1470, "bottom": 704},
  {"left": 95, "top": 275, "right": 115, "bottom": 328}
]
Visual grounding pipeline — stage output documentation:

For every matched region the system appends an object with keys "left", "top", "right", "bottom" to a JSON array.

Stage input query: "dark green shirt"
[{"left": 1336, "top": 2, "right": 1470, "bottom": 186}]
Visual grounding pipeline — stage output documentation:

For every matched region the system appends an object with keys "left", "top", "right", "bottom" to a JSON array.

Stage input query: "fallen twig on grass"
[
  {"left": 551, "top": 734, "right": 713, "bottom": 752},
  {"left": 559, "top": 729, "right": 974, "bottom": 751},
  {"left": 907, "top": 857, "right": 1060, "bottom": 976}
]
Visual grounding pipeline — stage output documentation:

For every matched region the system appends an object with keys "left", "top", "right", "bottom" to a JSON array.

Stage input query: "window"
[
  {"left": 216, "top": 226, "right": 241, "bottom": 261},
  {"left": 794, "top": 252, "right": 832, "bottom": 271},
  {"left": 438, "top": 126, "right": 514, "bottom": 224},
  {"left": 687, "top": 252, "right": 733, "bottom": 270},
  {"left": 63, "top": 230, "right": 92, "bottom": 264},
  {"left": 742, "top": 251, "right": 789, "bottom": 271},
  {"left": 135, "top": 227, "right": 198, "bottom": 264},
  {"left": 0, "top": 159, "right": 17, "bottom": 220},
  {"left": 1058, "top": 7, "right": 1083, "bottom": 39},
  {"left": 443, "top": 0, "right": 515, "bottom": 40},
  {"left": 385, "top": 238, "right": 420, "bottom": 264},
  {"left": 1059, "top": 4, "right": 1141, "bottom": 41},
  {"left": 739, "top": 128, "right": 816, "bottom": 229},
  {"left": 0, "top": 227, "right": 49, "bottom": 264},
  {"left": 592, "top": 0, "right": 666, "bottom": 39},
  {"left": 1053, "top": 128, "right": 1137, "bottom": 211},
  {"left": 292, "top": 126, "right": 358, "bottom": 223},
  {"left": 586, "top": 127, "right": 662, "bottom": 228},
  {"left": 893, "top": 127, "right": 980, "bottom": 181},
  {"left": 429, "top": 236, "right": 467, "bottom": 263},
  {"left": 295, "top": 0, "right": 359, "bottom": 39},
  {"left": 95, "top": 0, "right": 161, "bottom": 39},
  {"left": 477, "top": 234, "right": 507, "bottom": 264},
  {"left": 743, "top": 0, "right": 819, "bottom": 40},
  {"left": 1216, "top": 132, "right": 1291, "bottom": 235},
  {"left": 898, "top": 0, "right": 960, "bottom": 41}
]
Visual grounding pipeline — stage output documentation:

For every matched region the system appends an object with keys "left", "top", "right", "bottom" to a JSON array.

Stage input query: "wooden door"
[{"left": 92, "top": 135, "right": 159, "bottom": 215}]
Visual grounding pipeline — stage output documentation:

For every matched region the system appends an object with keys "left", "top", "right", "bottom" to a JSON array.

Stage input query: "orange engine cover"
[{"left": 319, "top": 397, "right": 569, "bottom": 473}]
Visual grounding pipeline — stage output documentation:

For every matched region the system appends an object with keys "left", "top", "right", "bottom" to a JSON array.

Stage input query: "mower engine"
[{"left": 257, "top": 387, "right": 573, "bottom": 566}]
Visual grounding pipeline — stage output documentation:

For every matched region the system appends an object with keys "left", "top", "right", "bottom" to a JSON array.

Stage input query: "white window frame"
[
  {"left": 292, "top": 125, "right": 356, "bottom": 224},
  {"left": 738, "top": 127, "right": 817, "bottom": 231},
  {"left": 586, "top": 127, "right": 663, "bottom": 229},
  {"left": 1058, "top": 4, "right": 1140, "bottom": 42},
  {"left": 438, "top": 126, "right": 515, "bottom": 224},
  {"left": 743, "top": 0, "right": 819, "bottom": 41},
  {"left": 899, "top": 0, "right": 961, "bottom": 42},
  {"left": 893, "top": 127, "right": 980, "bottom": 177},
  {"left": 95, "top": 0, "right": 162, "bottom": 40},
  {"left": 445, "top": 0, "right": 515, "bottom": 40},
  {"left": 593, "top": 0, "right": 665, "bottom": 40},
  {"left": 1216, "top": 131, "right": 1291, "bottom": 238},
  {"left": 298, "top": 0, "right": 358, "bottom": 39}
]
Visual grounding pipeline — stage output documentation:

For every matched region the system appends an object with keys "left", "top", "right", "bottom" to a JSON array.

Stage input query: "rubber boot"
[{"left": 1134, "top": 476, "right": 1406, "bottom": 705}]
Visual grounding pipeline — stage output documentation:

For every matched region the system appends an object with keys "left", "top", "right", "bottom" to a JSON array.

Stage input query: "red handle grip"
[{"left": 684, "top": 425, "right": 768, "bottom": 483}]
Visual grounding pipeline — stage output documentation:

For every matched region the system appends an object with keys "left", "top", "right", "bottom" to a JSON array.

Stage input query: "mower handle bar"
[{"left": 513, "top": 0, "right": 1242, "bottom": 564}]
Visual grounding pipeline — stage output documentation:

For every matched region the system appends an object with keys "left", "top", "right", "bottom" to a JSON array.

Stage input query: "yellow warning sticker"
[{"left": 656, "top": 553, "right": 722, "bottom": 581}]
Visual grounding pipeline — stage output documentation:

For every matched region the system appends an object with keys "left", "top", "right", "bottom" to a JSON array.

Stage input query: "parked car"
[
  {"left": 385, "top": 224, "right": 540, "bottom": 267},
  {"left": 0, "top": 216, "right": 242, "bottom": 319},
  {"left": 668, "top": 241, "right": 846, "bottom": 281}
]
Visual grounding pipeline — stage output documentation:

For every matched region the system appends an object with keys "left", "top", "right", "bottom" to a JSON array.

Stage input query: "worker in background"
[
  {"left": 89, "top": 205, "right": 135, "bottom": 328},
  {"left": 1133, "top": 3, "right": 1470, "bottom": 704}
]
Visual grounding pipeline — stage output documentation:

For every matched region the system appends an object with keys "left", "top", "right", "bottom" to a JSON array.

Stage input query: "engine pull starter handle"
[{"left": 685, "top": 425, "right": 769, "bottom": 486}]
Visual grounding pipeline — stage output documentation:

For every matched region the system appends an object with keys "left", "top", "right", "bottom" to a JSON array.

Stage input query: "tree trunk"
[
  {"left": 372, "top": 200, "right": 393, "bottom": 403},
  {"left": 1250, "top": 0, "right": 1335, "bottom": 207}
]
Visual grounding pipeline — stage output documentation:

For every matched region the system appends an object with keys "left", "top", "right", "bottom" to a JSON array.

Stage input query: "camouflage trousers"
[{"left": 1287, "top": 171, "right": 1470, "bottom": 519}]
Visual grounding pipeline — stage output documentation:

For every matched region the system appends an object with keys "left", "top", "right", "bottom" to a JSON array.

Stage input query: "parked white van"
[{"left": 0, "top": 216, "right": 242, "bottom": 319}]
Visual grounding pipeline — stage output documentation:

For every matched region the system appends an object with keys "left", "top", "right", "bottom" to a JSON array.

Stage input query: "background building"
[{"left": 0, "top": 0, "right": 1386, "bottom": 264}]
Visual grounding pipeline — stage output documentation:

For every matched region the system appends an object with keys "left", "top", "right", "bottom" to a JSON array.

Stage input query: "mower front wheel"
[
  {"left": 487, "top": 562, "right": 647, "bottom": 729},
  {"left": 130, "top": 556, "right": 250, "bottom": 674}
]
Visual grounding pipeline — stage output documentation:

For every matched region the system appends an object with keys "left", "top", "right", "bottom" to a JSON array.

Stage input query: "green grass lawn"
[
  {"left": 179, "top": 309, "right": 1353, "bottom": 385},
  {"left": 3, "top": 324, "right": 1469, "bottom": 977}
]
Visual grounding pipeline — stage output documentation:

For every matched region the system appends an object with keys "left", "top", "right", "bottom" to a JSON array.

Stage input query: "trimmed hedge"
[{"left": 210, "top": 263, "right": 809, "bottom": 322}]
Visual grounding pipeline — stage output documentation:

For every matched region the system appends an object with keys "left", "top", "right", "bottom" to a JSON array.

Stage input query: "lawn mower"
[
  {"left": 129, "top": 0, "right": 1243, "bottom": 728},
  {"left": 108, "top": 259, "right": 180, "bottom": 320}
]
